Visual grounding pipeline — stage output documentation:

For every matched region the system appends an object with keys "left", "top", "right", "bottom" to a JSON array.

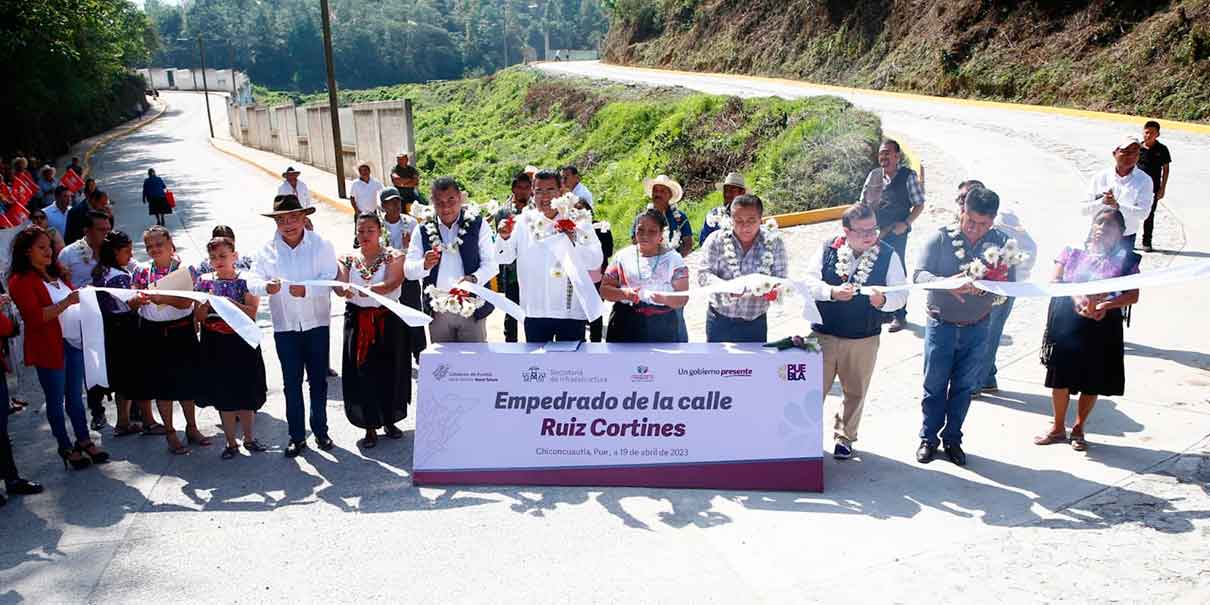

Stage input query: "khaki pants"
[
  {"left": 428, "top": 312, "right": 487, "bottom": 343},
  {"left": 819, "top": 333, "right": 880, "bottom": 445}
]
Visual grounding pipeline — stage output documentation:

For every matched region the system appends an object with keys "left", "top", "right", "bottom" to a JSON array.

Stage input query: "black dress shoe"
[
  {"left": 945, "top": 445, "right": 967, "bottom": 466},
  {"left": 6, "top": 479, "right": 44, "bottom": 495},
  {"left": 284, "top": 441, "right": 307, "bottom": 458},
  {"left": 916, "top": 441, "right": 937, "bottom": 464},
  {"left": 316, "top": 436, "right": 335, "bottom": 451}
]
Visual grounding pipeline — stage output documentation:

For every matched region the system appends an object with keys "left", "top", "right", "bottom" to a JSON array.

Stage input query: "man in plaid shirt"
[
  {"left": 697, "top": 195, "right": 788, "bottom": 342},
  {"left": 861, "top": 139, "right": 926, "bottom": 333}
]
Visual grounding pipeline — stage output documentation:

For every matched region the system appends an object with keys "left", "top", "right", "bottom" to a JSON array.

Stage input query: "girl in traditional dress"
[
  {"left": 131, "top": 226, "right": 211, "bottom": 455},
  {"left": 337, "top": 213, "right": 409, "bottom": 448},
  {"left": 193, "top": 237, "right": 267, "bottom": 460},
  {"left": 1035, "top": 208, "right": 1141, "bottom": 451},
  {"left": 92, "top": 231, "right": 160, "bottom": 438},
  {"left": 601, "top": 209, "right": 689, "bottom": 343}
]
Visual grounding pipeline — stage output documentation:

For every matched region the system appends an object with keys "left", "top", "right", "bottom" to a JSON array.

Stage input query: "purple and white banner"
[{"left": 413, "top": 343, "right": 824, "bottom": 492}]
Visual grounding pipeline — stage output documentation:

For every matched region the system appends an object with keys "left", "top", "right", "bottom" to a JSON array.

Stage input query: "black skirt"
[
  {"left": 342, "top": 304, "right": 410, "bottom": 429},
  {"left": 147, "top": 195, "right": 172, "bottom": 215},
  {"left": 100, "top": 303, "right": 139, "bottom": 396},
  {"left": 400, "top": 280, "right": 426, "bottom": 359},
  {"left": 125, "top": 317, "right": 200, "bottom": 401},
  {"left": 195, "top": 323, "right": 267, "bottom": 412},
  {"left": 1042, "top": 296, "right": 1126, "bottom": 396},
  {"left": 606, "top": 303, "right": 686, "bottom": 343}
]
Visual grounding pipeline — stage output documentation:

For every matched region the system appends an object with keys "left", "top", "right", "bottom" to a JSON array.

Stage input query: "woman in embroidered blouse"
[
  {"left": 1035, "top": 208, "right": 1141, "bottom": 451},
  {"left": 131, "top": 226, "right": 211, "bottom": 455},
  {"left": 337, "top": 213, "right": 409, "bottom": 448},
  {"left": 194, "top": 236, "right": 267, "bottom": 460},
  {"left": 601, "top": 209, "right": 689, "bottom": 343},
  {"left": 92, "top": 231, "right": 159, "bottom": 438},
  {"left": 8, "top": 226, "right": 108, "bottom": 470}
]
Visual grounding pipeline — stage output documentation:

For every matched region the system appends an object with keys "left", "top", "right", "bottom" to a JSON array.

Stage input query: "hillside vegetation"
[
  {"left": 288, "top": 68, "right": 881, "bottom": 247},
  {"left": 604, "top": 0, "right": 1210, "bottom": 122}
]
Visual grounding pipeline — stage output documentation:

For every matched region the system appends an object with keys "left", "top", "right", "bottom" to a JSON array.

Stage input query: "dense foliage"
[
  {"left": 0, "top": 0, "right": 156, "bottom": 159},
  {"left": 293, "top": 69, "right": 879, "bottom": 248},
  {"left": 144, "top": 0, "right": 609, "bottom": 92}
]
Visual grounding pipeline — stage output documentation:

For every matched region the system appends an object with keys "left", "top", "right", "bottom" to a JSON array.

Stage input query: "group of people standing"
[{"left": 0, "top": 119, "right": 1172, "bottom": 506}]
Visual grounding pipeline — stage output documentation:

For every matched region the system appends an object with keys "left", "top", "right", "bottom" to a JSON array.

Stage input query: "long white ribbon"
[
  {"left": 456, "top": 280, "right": 527, "bottom": 322},
  {"left": 80, "top": 286, "right": 261, "bottom": 389},
  {"left": 859, "top": 260, "right": 1210, "bottom": 298},
  {"left": 540, "top": 233, "right": 605, "bottom": 322},
  {"left": 300, "top": 280, "right": 432, "bottom": 327}
]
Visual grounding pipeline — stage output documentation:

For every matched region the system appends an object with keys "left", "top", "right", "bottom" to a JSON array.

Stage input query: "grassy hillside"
[
  {"left": 284, "top": 68, "right": 881, "bottom": 248},
  {"left": 604, "top": 0, "right": 1210, "bottom": 122}
]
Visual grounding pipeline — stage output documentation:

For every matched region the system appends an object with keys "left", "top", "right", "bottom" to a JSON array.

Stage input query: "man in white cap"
[
  {"left": 1084, "top": 135, "right": 1154, "bottom": 250},
  {"left": 640, "top": 174, "right": 693, "bottom": 258},
  {"left": 277, "top": 166, "right": 312, "bottom": 208},
  {"left": 348, "top": 160, "right": 384, "bottom": 247},
  {"left": 700, "top": 172, "right": 746, "bottom": 244}
]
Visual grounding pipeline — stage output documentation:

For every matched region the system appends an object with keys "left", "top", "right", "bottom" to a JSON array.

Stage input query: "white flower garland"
[
  {"left": 424, "top": 285, "right": 484, "bottom": 318},
  {"left": 946, "top": 223, "right": 1031, "bottom": 304},
  {"left": 722, "top": 220, "right": 788, "bottom": 303},
  {"left": 421, "top": 202, "right": 483, "bottom": 252},
  {"left": 833, "top": 238, "right": 881, "bottom": 287}
]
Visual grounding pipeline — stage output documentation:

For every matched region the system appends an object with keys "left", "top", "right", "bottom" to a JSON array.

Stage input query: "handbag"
[{"left": 165, "top": 190, "right": 176, "bottom": 208}]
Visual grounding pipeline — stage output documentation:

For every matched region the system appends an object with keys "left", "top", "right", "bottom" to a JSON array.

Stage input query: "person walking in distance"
[{"left": 1137, "top": 121, "right": 1171, "bottom": 253}]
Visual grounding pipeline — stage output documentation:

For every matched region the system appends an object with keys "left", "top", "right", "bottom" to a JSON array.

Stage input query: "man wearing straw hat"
[
  {"left": 250, "top": 194, "right": 339, "bottom": 457},
  {"left": 640, "top": 174, "right": 693, "bottom": 258},
  {"left": 277, "top": 166, "right": 312, "bottom": 209},
  {"left": 699, "top": 172, "right": 746, "bottom": 244}
]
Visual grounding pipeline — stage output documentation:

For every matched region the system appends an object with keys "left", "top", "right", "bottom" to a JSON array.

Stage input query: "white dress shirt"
[
  {"left": 404, "top": 217, "right": 498, "bottom": 288},
  {"left": 249, "top": 230, "right": 339, "bottom": 332},
  {"left": 277, "top": 180, "right": 313, "bottom": 208},
  {"left": 571, "top": 182, "right": 594, "bottom": 208},
  {"left": 348, "top": 178, "right": 384, "bottom": 214},
  {"left": 805, "top": 243, "right": 908, "bottom": 312},
  {"left": 59, "top": 239, "right": 97, "bottom": 289},
  {"left": 45, "top": 203, "right": 69, "bottom": 235},
  {"left": 1084, "top": 167, "right": 1154, "bottom": 236},
  {"left": 495, "top": 212, "right": 604, "bottom": 321}
]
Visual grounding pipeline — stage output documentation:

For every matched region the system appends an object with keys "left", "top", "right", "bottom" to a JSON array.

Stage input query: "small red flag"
[
  {"left": 10, "top": 179, "right": 33, "bottom": 206},
  {"left": 60, "top": 169, "right": 84, "bottom": 192}
]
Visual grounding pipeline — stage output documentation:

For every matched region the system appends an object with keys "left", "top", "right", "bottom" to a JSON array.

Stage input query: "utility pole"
[
  {"left": 198, "top": 36, "right": 215, "bottom": 138},
  {"left": 320, "top": 0, "right": 347, "bottom": 198},
  {"left": 502, "top": 2, "right": 508, "bottom": 69}
]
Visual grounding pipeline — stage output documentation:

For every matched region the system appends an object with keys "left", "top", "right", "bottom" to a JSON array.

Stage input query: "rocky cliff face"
[{"left": 604, "top": 0, "right": 1210, "bottom": 121}]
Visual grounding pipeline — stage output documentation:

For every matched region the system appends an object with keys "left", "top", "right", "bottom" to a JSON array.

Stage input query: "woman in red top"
[{"left": 8, "top": 226, "right": 109, "bottom": 470}]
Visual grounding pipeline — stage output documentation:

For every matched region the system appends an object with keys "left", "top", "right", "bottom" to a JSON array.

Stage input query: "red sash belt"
[{"left": 354, "top": 306, "right": 390, "bottom": 367}]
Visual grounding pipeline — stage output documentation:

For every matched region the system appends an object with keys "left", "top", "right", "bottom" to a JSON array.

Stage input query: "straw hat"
[
  {"left": 715, "top": 172, "right": 746, "bottom": 192},
  {"left": 642, "top": 174, "right": 684, "bottom": 205},
  {"left": 262, "top": 194, "right": 316, "bottom": 217}
]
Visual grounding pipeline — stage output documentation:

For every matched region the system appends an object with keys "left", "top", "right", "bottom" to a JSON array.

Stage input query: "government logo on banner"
[
  {"left": 779, "top": 363, "right": 809, "bottom": 382},
  {"left": 522, "top": 366, "right": 547, "bottom": 383}
]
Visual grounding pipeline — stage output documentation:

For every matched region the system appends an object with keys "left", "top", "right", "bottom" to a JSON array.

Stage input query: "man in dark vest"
[
  {"left": 404, "top": 177, "right": 497, "bottom": 342},
  {"left": 806, "top": 204, "right": 907, "bottom": 460},
  {"left": 861, "top": 139, "right": 926, "bottom": 333}
]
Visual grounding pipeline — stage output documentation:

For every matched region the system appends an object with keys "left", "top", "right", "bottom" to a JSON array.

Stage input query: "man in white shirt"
[
  {"left": 348, "top": 161, "right": 384, "bottom": 248},
  {"left": 560, "top": 164, "right": 592, "bottom": 208},
  {"left": 249, "top": 194, "right": 339, "bottom": 457},
  {"left": 45, "top": 186, "right": 72, "bottom": 236},
  {"left": 59, "top": 210, "right": 111, "bottom": 288},
  {"left": 404, "top": 177, "right": 498, "bottom": 342},
  {"left": 276, "top": 167, "right": 312, "bottom": 208},
  {"left": 1084, "top": 135, "right": 1154, "bottom": 250},
  {"left": 804, "top": 203, "right": 907, "bottom": 460},
  {"left": 496, "top": 169, "right": 604, "bottom": 342}
]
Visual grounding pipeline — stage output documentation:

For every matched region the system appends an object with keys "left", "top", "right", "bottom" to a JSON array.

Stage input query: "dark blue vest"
[
  {"left": 875, "top": 167, "right": 913, "bottom": 229},
  {"left": 419, "top": 211, "right": 494, "bottom": 321},
  {"left": 812, "top": 240, "right": 894, "bottom": 339}
]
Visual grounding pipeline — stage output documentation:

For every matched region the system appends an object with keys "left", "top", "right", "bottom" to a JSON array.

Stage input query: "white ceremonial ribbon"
[
  {"left": 298, "top": 280, "right": 432, "bottom": 327},
  {"left": 649, "top": 273, "right": 824, "bottom": 325},
  {"left": 456, "top": 280, "right": 527, "bottom": 323},
  {"left": 540, "top": 232, "right": 605, "bottom": 322},
  {"left": 80, "top": 286, "right": 260, "bottom": 389}
]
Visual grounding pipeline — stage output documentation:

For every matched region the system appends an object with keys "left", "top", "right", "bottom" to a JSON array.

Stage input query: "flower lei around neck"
[
  {"left": 946, "top": 223, "right": 1030, "bottom": 304},
  {"left": 647, "top": 202, "right": 683, "bottom": 249},
  {"left": 415, "top": 200, "right": 488, "bottom": 252},
  {"left": 525, "top": 192, "right": 594, "bottom": 279},
  {"left": 830, "top": 236, "right": 880, "bottom": 287},
  {"left": 719, "top": 217, "right": 788, "bottom": 303}
]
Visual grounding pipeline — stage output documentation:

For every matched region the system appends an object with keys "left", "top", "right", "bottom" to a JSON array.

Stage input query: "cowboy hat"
[
  {"left": 643, "top": 174, "right": 684, "bottom": 205},
  {"left": 282, "top": 166, "right": 301, "bottom": 178},
  {"left": 715, "top": 172, "right": 746, "bottom": 192},
  {"left": 262, "top": 194, "right": 316, "bottom": 217}
]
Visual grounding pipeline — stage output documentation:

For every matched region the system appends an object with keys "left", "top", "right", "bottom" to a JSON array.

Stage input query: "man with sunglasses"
[{"left": 805, "top": 203, "right": 907, "bottom": 460}]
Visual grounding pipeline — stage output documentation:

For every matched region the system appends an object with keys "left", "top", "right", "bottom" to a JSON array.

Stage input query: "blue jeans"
[
  {"left": 706, "top": 308, "right": 767, "bottom": 343},
  {"left": 274, "top": 327, "right": 330, "bottom": 443},
  {"left": 35, "top": 343, "right": 90, "bottom": 451},
  {"left": 920, "top": 316, "right": 990, "bottom": 447},
  {"left": 524, "top": 318, "right": 587, "bottom": 343},
  {"left": 880, "top": 230, "right": 909, "bottom": 321},
  {"left": 981, "top": 297, "right": 1015, "bottom": 388}
]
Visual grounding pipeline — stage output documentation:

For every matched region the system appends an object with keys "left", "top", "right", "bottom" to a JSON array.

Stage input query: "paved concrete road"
[{"left": 2, "top": 78, "right": 1208, "bottom": 604}]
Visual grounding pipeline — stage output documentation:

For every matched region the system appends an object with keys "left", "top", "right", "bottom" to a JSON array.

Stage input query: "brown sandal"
[
  {"left": 1070, "top": 431, "right": 1088, "bottom": 451},
  {"left": 1033, "top": 429, "right": 1067, "bottom": 446},
  {"left": 113, "top": 422, "right": 143, "bottom": 437},
  {"left": 166, "top": 434, "right": 190, "bottom": 456}
]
